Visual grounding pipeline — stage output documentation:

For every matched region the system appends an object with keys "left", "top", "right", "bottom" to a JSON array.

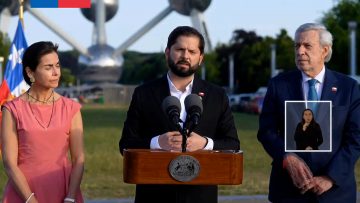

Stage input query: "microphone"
[
  {"left": 162, "top": 96, "right": 181, "bottom": 129},
  {"left": 162, "top": 96, "right": 187, "bottom": 152},
  {"left": 185, "top": 94, "right": 203, "bottom": 132}
]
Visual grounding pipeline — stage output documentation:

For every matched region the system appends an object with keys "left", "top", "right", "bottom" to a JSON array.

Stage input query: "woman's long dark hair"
[{"left": 301, "top": 108, "right": 316, "bottom": 126}]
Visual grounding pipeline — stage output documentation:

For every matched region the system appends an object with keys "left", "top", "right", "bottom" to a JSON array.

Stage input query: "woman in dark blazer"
[{"left": 294, "top": 108, "right": 323, "bottom": 150}]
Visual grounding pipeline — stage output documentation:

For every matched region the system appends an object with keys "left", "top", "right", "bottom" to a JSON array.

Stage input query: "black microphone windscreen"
[
  {"left": 185, "top": 94, "right": 203, "bottom": 113},
  {"left": 162, "top": 96, "right": 181, "bottom": 113}
]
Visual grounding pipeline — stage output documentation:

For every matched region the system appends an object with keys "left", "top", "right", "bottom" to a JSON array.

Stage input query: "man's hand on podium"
[
  {"left": 186, "top": 132, "right": 208, "bottom": 152},
  {"left": 159, "top": 131, "right": 182, "bottom": 151}
]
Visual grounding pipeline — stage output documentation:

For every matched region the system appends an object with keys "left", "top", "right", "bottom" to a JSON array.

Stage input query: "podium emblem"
[{"left": 168, "top": 155, "right": 200, "bottom": 182}]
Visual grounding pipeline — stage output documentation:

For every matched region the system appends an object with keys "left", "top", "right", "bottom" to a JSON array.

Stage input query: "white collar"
[
  {"left": 166, "top": 73, "right": 193, "bottom": 93},
  {"left": 301, "top": 66, "right": 326, "bottom": 84}
]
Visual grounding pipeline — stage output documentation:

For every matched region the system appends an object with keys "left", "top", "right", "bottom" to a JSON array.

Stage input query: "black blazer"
[
  {"left": 119, "top": 75, "right": 240, "bottom": 203},
  {"left": 294, "top": 122, "right": 323, "bottom": 150}
]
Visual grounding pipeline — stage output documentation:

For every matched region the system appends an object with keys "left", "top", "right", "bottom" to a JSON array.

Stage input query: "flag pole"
[
  {"left": 19, "top": 0, "right": 24, "bottom": 29},
  {"left": 0, "top": 57, "right": 4, "bottom": 83}
]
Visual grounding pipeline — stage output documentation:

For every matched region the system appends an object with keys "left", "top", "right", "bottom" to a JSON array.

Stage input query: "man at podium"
[{"left": 119, "top": 26, "right": 240, "bottom": 203}]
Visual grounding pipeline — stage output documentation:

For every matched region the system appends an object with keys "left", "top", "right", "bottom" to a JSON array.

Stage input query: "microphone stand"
[
  {"left": 181, "top": 117, "right": 199, "bottom": 153},
  {"left": 183, "top": 118, "right": 199, "bottom": 152},
  {"left": 175, "top": 122, "right": 187, "bottom": 153},
  {"left": 176, "top": 116, "right": 200, "bottom": 153},
  {"left": 180, "top": 127, "right": 188, "bottom": 153}
]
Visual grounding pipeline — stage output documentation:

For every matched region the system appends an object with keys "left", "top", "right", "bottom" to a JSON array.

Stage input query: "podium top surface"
[{"left": 123, "top": 149, "right": 243, "bottom": 154}]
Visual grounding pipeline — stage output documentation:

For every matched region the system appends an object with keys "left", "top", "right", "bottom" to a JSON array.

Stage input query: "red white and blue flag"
[
  {"left": 0, "top": 20, "right": 29, "bottom": 107},
  {"left": 30, "top": 0, "right": 91, "bottom": 8}
]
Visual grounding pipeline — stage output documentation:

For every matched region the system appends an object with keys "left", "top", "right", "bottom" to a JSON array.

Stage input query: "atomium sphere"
[
  {"left": 169, "top": 0, "right": 211, "bottom": 16},
  {"left": 78, "top": 44, "right": 124, "bottom": 83},
  {"left": 0, "top": 0, "right": 28, "bottom": 16},
  {"left": 81, "top": 0, "right": 118, "bottom": 23}
]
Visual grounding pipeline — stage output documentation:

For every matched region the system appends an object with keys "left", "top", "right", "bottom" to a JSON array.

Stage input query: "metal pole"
[
  {"left": 113, "top": 6, "right": 173, "bottom": 57},
  {"left": 201, "top": 64, "right": 206, "bottom": 81},
  {"left": 26, "top": 6, "right": 89, "bottom": 56},
  {"left": 95, "top": 0, "right": 107, "bottom": 45},
  {"left": 190, "top": 9, "right": 212, "bottom": 53},
  {"left": 229, "top": 53, "right": 234, "bottom": 93},
  {"left": 190, "top": 9, "right": 211, "bottom": 80},
  {"left": 0, "top": 56, "right": 4, "bottom": 84},
  {"left": 19, "top": 0, "right": 24, "bottom": 28},
  {"left": 271, "top": 44, "right": 276, "bottom": 77},
  {"left": 348, "top": 21, "right": 357, "bottom": 77}
]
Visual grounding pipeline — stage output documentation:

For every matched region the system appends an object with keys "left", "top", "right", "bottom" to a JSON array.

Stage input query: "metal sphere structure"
[
  {"left": 0, "top": 0, "right": 27, "bottom": 16},
  {"left": 1, "top": 0, "right": 212, "bottom": 83},
  {"left": 79, "top": 44, "right": 123, "bottom": 83},
  {"left": 81, "top": 0, "right": 118, "bottom": 23},
  {"left": 169, "top": 0, "right": 211, "bottom": 16}
]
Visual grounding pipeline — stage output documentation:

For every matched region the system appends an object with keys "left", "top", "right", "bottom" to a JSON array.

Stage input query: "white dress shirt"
[
  {"left": 301, "top": 66, "right": 326, "bottom": 101},
  {"left": 150, "top": 73, "right": 214, "bottom": 150}
]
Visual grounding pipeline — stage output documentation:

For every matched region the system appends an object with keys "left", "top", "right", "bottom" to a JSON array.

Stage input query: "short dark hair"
[
  {"left": 166, "top": 26, "right": 205, "bottom": 54},
  {"left": 22, "top": 41, "right": 59, "bottom": 85}
]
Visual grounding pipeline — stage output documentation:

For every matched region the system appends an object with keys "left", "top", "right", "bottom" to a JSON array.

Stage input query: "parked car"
[
  {"left": 228, "top": 93, "right": 254, "bottom": 112},
  {"left": 246, "top": 95, "right": 265, "bottom": 114},
  {"left": 228, "top": 87, "right": 267, "bottom": 113},
  {"left": 254, "top": 86, "right": 267, "bottom": 97}
]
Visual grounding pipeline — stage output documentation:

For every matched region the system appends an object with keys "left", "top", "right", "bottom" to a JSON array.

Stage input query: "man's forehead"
[
  {"left": 173, "top": 36, "right": 200, "bottom": 47},
  {"left": 295, "top": 31, "right": 320, "bottom": 43}
]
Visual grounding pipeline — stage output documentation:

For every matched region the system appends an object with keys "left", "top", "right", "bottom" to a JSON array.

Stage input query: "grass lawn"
[{"left": 0, "top": 105, "right": 359, "bottom": 199}]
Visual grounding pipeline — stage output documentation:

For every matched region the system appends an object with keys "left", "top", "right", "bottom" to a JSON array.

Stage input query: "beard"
[{"left": 167, "top": 57, "right": 200, "bottom": 77}]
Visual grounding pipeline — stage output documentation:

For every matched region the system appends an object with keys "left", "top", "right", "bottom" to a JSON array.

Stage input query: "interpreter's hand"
[
  {"left": 186, "top": 132, "right": 207, "bottom": 152},
  {"left": 302, "top": 123, "right": 309, "bottom": 131},
  {"left": 158, "top": 131, "right": 182, "bottom": 151},
  {"left": 311, "top": 176, "right": 334, "bottom": 195},
  {"left": 283, "top": 154, "right": 314, "bottom": 193}
]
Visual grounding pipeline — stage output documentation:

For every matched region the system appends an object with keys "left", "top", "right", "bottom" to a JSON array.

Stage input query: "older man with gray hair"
[{"left": 258, "top": 23, "right": 360, "bottom": 203}]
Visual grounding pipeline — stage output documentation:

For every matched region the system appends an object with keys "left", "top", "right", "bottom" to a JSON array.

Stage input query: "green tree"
[
  {"left": 214, "top": 43, "right": 231, "bottom": 87},
  {"left": 203, "top": 52, "right": 221, "bottom": 84},
  {"left": 60, "top": 67, "right": 76, "bottom": 87},
  {"left": 322, "top": 0, "right": 360, "bottom": 74},
  {"left": 120, "top": 51, "right": 167, "bottom": 84},
  {"left": 216, "top": 30, "right": 270, "bottom": 93},
  {"left": 0, "top": 31, "right": 11, "bottom": 75},
  {"left": 275, "top": 29, "right": 295, "bottom": 73},
  {"left": 214, "top": 28, "right": 295, "bottom": 93}
]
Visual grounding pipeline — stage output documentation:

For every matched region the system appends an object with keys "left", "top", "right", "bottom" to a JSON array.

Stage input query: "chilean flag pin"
[{"left": 332, "top": 87, "right": 337, "bottom": 92}]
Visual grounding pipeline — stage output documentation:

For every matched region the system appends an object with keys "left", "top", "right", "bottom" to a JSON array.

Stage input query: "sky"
[{"left": 4, "top": 0, "right": 338, "bottom": 53}]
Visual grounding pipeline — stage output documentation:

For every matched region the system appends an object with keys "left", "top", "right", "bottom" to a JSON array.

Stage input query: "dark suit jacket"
[
  {"left": 258, "top": 69, "right": 360, "bottom": 203},
  {"left": 119, "top": 75, "right": 240, "bottom": 203},
  {"left": 294, "top": 122, "right": 323, "bottom": 150}
]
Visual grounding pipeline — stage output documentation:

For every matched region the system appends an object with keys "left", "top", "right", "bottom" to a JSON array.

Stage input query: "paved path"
[{"left": 85, "top": 193, "right": 360, "bottom": 203}]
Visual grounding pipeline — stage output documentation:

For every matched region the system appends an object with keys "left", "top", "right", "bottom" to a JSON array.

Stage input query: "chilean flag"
[
  {"left": 0, "top": 20, "right": 29, "bottom": 107},
  {"left": 30, "top": 0, "right": 91, "bottom": 8}
]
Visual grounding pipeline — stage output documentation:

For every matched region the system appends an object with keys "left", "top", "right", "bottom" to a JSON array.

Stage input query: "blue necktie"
[{"left": 307, "top": 79, "right": 318, "bottom": 113}]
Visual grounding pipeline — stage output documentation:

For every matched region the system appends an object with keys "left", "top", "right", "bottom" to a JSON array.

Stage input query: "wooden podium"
[{"left": 123, "top": 149, "right": 243, "bottom": 185}]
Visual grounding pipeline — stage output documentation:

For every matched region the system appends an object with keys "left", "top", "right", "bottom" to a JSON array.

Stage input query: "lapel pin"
[
  {"left": 198, "top": 92, "right": 205, "bottom": 97},
  {"left": 331, "top": 87, "right": 337, "bottom": 92}
]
